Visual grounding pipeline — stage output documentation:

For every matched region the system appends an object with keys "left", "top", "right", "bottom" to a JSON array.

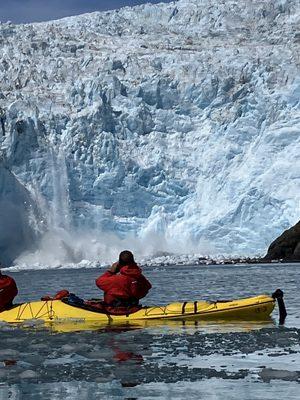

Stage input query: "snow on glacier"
[{"left": 0, "top": 0, "right": 300, "bottom": 268}]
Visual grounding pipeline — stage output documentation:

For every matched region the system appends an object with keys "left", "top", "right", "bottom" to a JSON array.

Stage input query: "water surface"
[{"left": 1, "top": 263, "right": 299, "bottom": 399}]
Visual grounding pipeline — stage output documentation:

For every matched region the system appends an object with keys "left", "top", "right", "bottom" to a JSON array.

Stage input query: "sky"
[{"left": 0, "top": 0, "right": 173, "bottom": 24}]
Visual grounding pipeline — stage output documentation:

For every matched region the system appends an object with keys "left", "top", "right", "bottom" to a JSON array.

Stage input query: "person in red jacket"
[
  {"left": 96, "top": 250, "right": 152, "bottom": 306},
  {"left": 0, "top": 267, "right": 18, "bottom": 312}
]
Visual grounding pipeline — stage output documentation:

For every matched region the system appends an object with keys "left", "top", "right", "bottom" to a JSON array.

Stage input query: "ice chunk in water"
[
  {"left": 61, "top": 344, "right": 76, "bottom": 353},
  {"left": 259, "top": 368, "right": 299, "bottom": 382},
  {"left": 19, "top": 370, "right": 38, "bottom": 379},
  {"left": 0, "top": 349, "right": 19, "bottom": 358}
]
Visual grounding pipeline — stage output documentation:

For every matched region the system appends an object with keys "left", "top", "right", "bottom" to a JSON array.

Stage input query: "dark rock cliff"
[{"left": 264, "top": 221, "right": 300, "bottom": 261}]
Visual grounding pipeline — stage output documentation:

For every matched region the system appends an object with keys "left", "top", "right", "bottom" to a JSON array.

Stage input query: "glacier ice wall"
[
  {"left": 0, "top": 162, "right": 41, "bottom": 265},
  {"left": 0, "top": 0, "right": 300, "bottom": 266}
]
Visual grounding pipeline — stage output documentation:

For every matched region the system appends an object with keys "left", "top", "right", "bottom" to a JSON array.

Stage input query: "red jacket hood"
[{"left": 120, "top": 264, "right": 142, "bottom": 278}]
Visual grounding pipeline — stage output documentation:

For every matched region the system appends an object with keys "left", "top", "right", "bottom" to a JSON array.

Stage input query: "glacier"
[
  {"left": 0, "top": 163, "right": 41, "bottom": 265},
  {"left": 0, "top": 0, "right": 300, "bottom": 268}
]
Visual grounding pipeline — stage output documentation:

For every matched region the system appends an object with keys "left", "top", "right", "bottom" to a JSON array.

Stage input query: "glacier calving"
[
  {"left": 0, "top": 163, "right": 40, "bottom": 265},
  {"left": 0, "top": 0, "right": 300, "bottom": 267}
]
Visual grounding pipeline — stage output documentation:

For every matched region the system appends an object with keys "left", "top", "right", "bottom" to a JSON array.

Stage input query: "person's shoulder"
[{"left": 0, "top": 274, "right": 15, "bottom": 283}]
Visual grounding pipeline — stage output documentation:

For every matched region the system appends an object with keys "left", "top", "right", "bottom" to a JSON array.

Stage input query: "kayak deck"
[{"left": 0, "top": 295, "right": 275, "bottom": 326}]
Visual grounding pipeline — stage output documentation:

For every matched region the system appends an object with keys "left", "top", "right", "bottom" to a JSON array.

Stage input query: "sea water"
[{"left": 0, "top": 263, "right": 299, "bottom": 399}]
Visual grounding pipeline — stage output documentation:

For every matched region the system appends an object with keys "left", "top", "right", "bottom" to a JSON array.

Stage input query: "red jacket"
[
  {"left": 96, "top": 264, "right": 152, "bottom": 304},
  {"left": 0, "top": 275, "right": 18, "bottom": 312}
]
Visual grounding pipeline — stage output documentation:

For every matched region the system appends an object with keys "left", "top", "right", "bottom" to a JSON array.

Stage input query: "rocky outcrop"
[{"left": 264, "top": 221, "right": 300, "bottom": 261}]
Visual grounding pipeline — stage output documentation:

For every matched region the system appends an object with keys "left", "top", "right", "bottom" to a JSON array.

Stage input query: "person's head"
[{"left": 118, "top": 250, "right": 135, "bottom": 266}]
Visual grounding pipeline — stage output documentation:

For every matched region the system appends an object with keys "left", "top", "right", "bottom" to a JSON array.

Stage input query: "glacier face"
[
  {"left": 0, "top": 0, "right": 300, "bottom": 267},
  {"left": 0, "top": 163, "right": 41, "bottom": 265}
]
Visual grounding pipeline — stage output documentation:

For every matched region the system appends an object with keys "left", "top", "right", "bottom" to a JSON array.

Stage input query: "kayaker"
[
  {"left": 96, "top": 250, "right": 152, "bottom": 307},
  {"left": 0, "top": 266, "right": 18, "bottom": 312}
]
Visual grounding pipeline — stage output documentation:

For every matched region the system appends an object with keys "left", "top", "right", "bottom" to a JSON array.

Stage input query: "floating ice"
[{"left": 19, "top": 370, "right": 38, "bottom": 379}]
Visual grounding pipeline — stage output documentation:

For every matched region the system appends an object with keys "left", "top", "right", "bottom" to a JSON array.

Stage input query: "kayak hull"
[{"left": 0, "top": 295, "right": 275, "bottom": 329}]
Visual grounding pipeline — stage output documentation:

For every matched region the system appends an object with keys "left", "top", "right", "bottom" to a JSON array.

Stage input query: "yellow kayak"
[{"left": 0, "top": 294, "right": 277, "bottom": 331}]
